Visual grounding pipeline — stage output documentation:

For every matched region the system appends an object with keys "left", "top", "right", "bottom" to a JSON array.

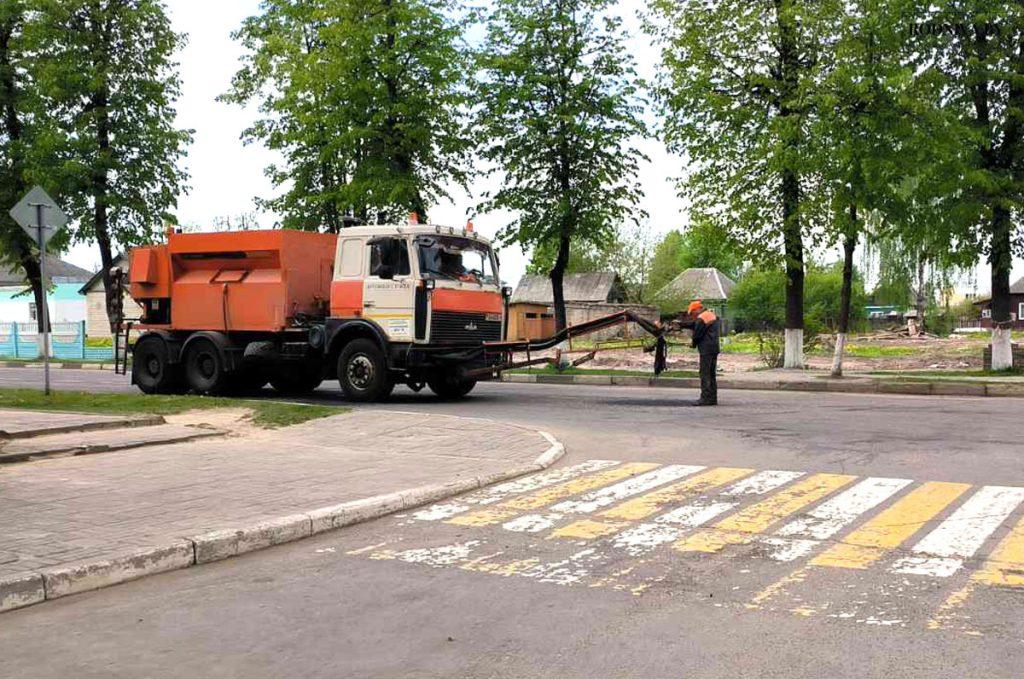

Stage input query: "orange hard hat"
[{"left": 688, "top": 300, "right": 703, "bottom": 315}]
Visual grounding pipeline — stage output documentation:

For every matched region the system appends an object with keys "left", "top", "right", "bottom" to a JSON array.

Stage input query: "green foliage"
[
  {"left": 647, "top": 230, "right": 686, "bottom": 295},
  {"left": 32, "top": 0, "right": 191, "bottom": 250},
  {"left": 474, "top": 0, "right": 646, "bottom": 325},
  {"left": 526, "top": 239, "right": 605, "bottom": 276},
  {"left": 676, "top": 219, "right": 743, "bottom": 280},
  {"left": 223, "top": 0, "right": 471, "bottom": 230},
  {"left": 732, "top": 264, "right": 867, "bottom": 333},
  {"left": 730, "top": 269, "right": 788, "bottom": 331}
]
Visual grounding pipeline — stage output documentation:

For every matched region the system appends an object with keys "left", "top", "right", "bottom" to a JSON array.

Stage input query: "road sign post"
[{"left": 9, "top": 186, "right": 68, "bottom": 397}]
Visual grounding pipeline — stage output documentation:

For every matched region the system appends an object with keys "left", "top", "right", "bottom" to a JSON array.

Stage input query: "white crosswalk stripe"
[{"left": 891, "top": 485, "right": 1024, "bottom": 577}]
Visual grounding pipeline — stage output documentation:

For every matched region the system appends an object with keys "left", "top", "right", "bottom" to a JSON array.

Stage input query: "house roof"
[
  {"left": 511, "top": 272, "right": 623, "bottom": 305},
  {"left": 656, "top": 267, "right": 736, "bottom": 301},
  {"left": 972, "top": 276, "right": 1024, "bottom": 305},
  {"left": 0, "top": 257, "right": 93, "bottom": 287},
  {"left": 79, "top": 254, "right": 128, "bottom": 294}
]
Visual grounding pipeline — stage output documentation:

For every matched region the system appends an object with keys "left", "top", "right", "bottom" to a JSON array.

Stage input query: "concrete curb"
[
  {"left": 0, "top": 427, "right": 223, "bottom": 463},
  {"left": 2, "top": 361, "right": 119, "bottom": 370},
  {"left": 500, "top": 373, "right": 1024, "bottom": 398},
  {"left": 0, "top": 414, "right": 165, "bottom": 441},
  {"left": 0, "top": 424, "right": 565, "bottom": 614}
]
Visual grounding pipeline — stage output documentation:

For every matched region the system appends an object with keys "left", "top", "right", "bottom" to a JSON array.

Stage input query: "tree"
[
  {"left": 474, "top": 0, "right": 646, "bottom": 330},
  {"left": 918, "top": 1, "right": 1024, "bottom": 369},
  {"left": 223, "top": 0, "right": 471, "bottom": 230},
  {"left": 33, "top": 0, "right": 191, "bottom": 332},
  {"left": 647, "top": 230, "right": 685, "bottom": 296},
  {"left": 650, "top": 0, "right": 839, "bottom": 368},
  {"left": 676, "top": 218, "right": 743, "bottom": 280},
  {"left": 0, "top": 1, "right": 46, "bottom": 332}
]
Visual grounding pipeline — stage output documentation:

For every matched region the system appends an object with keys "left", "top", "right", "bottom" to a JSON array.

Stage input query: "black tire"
[
  {"left": 337, "top": 339, "right": 393, "bottom": 402},
  {"left": 132, "top": 336, "right": 183, "bottom": 394},
  {"left": 269, "top": 363, "right": 324, "bottom": 396},
  {"left": 184, "top": 338, "right": 230, "bottom": 395},
  {"left": 427, "top": 373, "right": 477, "bottom": 400}
]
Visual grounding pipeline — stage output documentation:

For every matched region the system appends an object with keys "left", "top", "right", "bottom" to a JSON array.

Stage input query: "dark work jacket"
[{"left": 691, "top": 310, "right": 720, "bottom": 355}]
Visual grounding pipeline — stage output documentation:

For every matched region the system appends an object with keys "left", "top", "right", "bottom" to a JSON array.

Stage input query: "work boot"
[{"left": 690, "top": 400, "right": 716, "bottom": 406}]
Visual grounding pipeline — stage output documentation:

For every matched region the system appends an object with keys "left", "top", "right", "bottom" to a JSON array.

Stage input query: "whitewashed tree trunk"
[
  {"left": 830, "top": 332, "right": 847, "bottom": 377},
  {"left": 555, "top": 339, "right": 572, "bottom": 370},
  {"left": 784, "top": 328, "right": 804, "bottom": 369},
  {"left": 991, "top": 327, "right": 1013, "bottom": 371}
]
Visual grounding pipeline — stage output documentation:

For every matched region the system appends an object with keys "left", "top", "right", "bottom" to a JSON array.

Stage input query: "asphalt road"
[{"left": 2, "top": 367, "right": 1024, "bottom": 677}]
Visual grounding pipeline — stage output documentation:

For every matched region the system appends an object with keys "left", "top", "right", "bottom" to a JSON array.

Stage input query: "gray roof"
[
  {"left": 974, "top": 276, "right": 1024, "bottom": 304},
  {"left": 657, "top": 267, "right": 736, "bottom": 301},
  {"left": 511, "top": 272, "right": 624, "bottom": 305},
  {"left": 0, "top": 257, "right": 93, "bottom": 287}
]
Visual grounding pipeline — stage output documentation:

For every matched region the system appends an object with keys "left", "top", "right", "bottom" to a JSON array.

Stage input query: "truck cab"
[{"left": 325, "top": 224, "right": 508, "bottom": 400}]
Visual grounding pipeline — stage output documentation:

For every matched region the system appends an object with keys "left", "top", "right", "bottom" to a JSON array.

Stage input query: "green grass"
[
  {"left": 835, "top": 345, "right": 921, "bottom": 358},
  {"left": 85, "top": 337, "right": 114, "bottom": 348},
  {"left": 0, "top": 388, "right": 343, "bottom": 429},
  {"left": 509, "top": 364, "right": 699, "bottom": 378}
]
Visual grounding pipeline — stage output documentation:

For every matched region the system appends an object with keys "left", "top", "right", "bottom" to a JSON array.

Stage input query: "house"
[
  {"left": 0, "top": 257, "right": 91, "bottom": 324},
  {"left": 973, "top": 276, "right": 1024, "bottom": 330},
  {"left": 508, "top": 272, "right": 656, "bottom": 341},
  {"left": 655, "top": 267, "right": 736, "bottom": 318},
  {"left": 79, "top": 254, "right": 144, "bottom": 338}
]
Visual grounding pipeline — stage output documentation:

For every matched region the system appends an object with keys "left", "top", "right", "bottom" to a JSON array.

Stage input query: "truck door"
[{"left": 363, "top": 237, "right": 416, "bottom": 342}]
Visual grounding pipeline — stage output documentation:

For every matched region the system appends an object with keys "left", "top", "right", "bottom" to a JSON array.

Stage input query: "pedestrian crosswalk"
[{"left": 361, "top": 459, "right": 1024, "bottom": 633}]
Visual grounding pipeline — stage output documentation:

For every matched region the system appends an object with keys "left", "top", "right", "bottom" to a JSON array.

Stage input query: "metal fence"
[{"left": 0, "top": 321, "right": 115, "bottom": 362}]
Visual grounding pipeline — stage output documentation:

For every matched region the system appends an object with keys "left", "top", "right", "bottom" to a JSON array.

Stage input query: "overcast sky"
[{"left": 62, "top": 0, "right": 1017, "bottom": 293}]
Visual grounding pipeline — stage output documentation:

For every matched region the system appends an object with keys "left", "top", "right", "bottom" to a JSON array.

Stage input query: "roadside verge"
[{"left": 0, "top": 411, "right": 563, "bottom": 614}]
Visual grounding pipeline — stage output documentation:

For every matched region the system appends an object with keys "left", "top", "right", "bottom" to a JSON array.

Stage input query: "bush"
[
  {"left": 731, "top": 264, "right": 867, "bottom": 334},
  {"left": 755, "top": 331, "right": 784, "bottom": 368}
]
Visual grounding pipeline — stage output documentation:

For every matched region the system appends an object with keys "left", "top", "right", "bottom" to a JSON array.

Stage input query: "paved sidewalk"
[
  {"left": 0, "top": 410, "right": 556, "bottom": 608},
  {"left": 0, "top": 409, "right": 161, "bottom": 438}
]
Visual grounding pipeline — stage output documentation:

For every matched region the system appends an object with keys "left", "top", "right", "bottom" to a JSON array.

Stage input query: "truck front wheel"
[
  {"left": 338, "top": 339, "right": 393, "bottom": 402},
  {"left": 427, "top": 373, "right": 477, "bottom": 400}
]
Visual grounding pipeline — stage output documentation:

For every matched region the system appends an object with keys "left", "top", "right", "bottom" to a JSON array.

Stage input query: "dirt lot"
[{"left": 515, "top": 332, "right": 997, "bottom": 374}]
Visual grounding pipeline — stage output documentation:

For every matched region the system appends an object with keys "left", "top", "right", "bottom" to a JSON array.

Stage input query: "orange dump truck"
[{"left": 127, "top": 224, "right": 510, "bottom": 401}]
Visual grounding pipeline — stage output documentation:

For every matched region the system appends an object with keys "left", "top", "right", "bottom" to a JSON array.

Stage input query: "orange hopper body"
[{"left": 129, "top": 230, "right": 338, "bottom": 332}]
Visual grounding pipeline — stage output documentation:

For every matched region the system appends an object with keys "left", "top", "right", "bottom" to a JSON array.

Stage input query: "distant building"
[
  {"left": 655, "top": 267, "right": 736, "bottom": 326},
  {"left": 508, "top": 272, "right": 655, "bottom": 341},
  {"left": 78, "top": 254, "right": 144, "bottom": 337},
  {"left": 973, "top": 276, "right": 1024, "bottom": 330},
  {"left": 0, "top": 257, "right": 91, "bottom": 324}
]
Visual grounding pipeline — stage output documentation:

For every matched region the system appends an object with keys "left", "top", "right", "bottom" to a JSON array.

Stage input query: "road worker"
[{"left": 688, "top": 300, "right": 720, "bottom": 406}]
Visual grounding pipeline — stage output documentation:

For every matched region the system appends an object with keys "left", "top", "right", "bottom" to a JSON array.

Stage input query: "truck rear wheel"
[
  {"left": 132, "top": 336, "right": 183, "bottom": 395},
  {"left": 427, "top": 373, "right": 477, "bottom": 400},
  {"left": 338, "top": 339, "right": 393, "bottom": 402},
  {"left": 184, "top": 337, "right": 230, "bottom": 395}
]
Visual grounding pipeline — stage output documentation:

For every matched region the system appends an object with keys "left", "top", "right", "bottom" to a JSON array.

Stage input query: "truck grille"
[{"left": 430, "top": 311, "right": 502, "bottom": 344}]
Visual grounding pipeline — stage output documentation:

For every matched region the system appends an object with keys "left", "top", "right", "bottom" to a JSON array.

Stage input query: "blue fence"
[{"left": 0, "top": 321, "right": 115, "bottom": 362}]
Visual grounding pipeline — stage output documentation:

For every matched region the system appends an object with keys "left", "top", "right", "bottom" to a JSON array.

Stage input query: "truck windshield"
[{"left": 416, "top": 236, "right": 497, "bottom": 285}]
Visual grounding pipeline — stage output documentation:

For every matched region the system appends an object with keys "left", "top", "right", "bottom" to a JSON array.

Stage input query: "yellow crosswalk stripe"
[
  {"left": 970, "top": 513, "right": 1024, "bottom": 587},
  {"left": 675, "top": 473, "right": 856, "bottom": 554},
  {"left": 446, "top": 462, "right": 659, "bottom": 527},
  {"left": 809, "top": 481, "right": 969, "bottom": 569}
]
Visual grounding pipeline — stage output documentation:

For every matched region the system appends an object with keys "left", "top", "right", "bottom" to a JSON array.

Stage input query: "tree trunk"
[
  {"left": 550, "top": 229, "right": 571, "bottom": 332},
  {"left": 990, "top": 204, "right": 1014, "bottom": 369},
  {"left": 93, "top": 84, "right": 117, "bottom": 333},
  {"left": 777, "top": 0, "right": 804, "bottom": 369},
  {"left": 831, "top": 207, "right": 858, "bottom": 378}
]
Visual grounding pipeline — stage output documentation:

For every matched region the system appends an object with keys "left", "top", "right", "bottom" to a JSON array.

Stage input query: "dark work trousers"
[{"left": 699, "top": 352, "right": 719, "bottom": 404}]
